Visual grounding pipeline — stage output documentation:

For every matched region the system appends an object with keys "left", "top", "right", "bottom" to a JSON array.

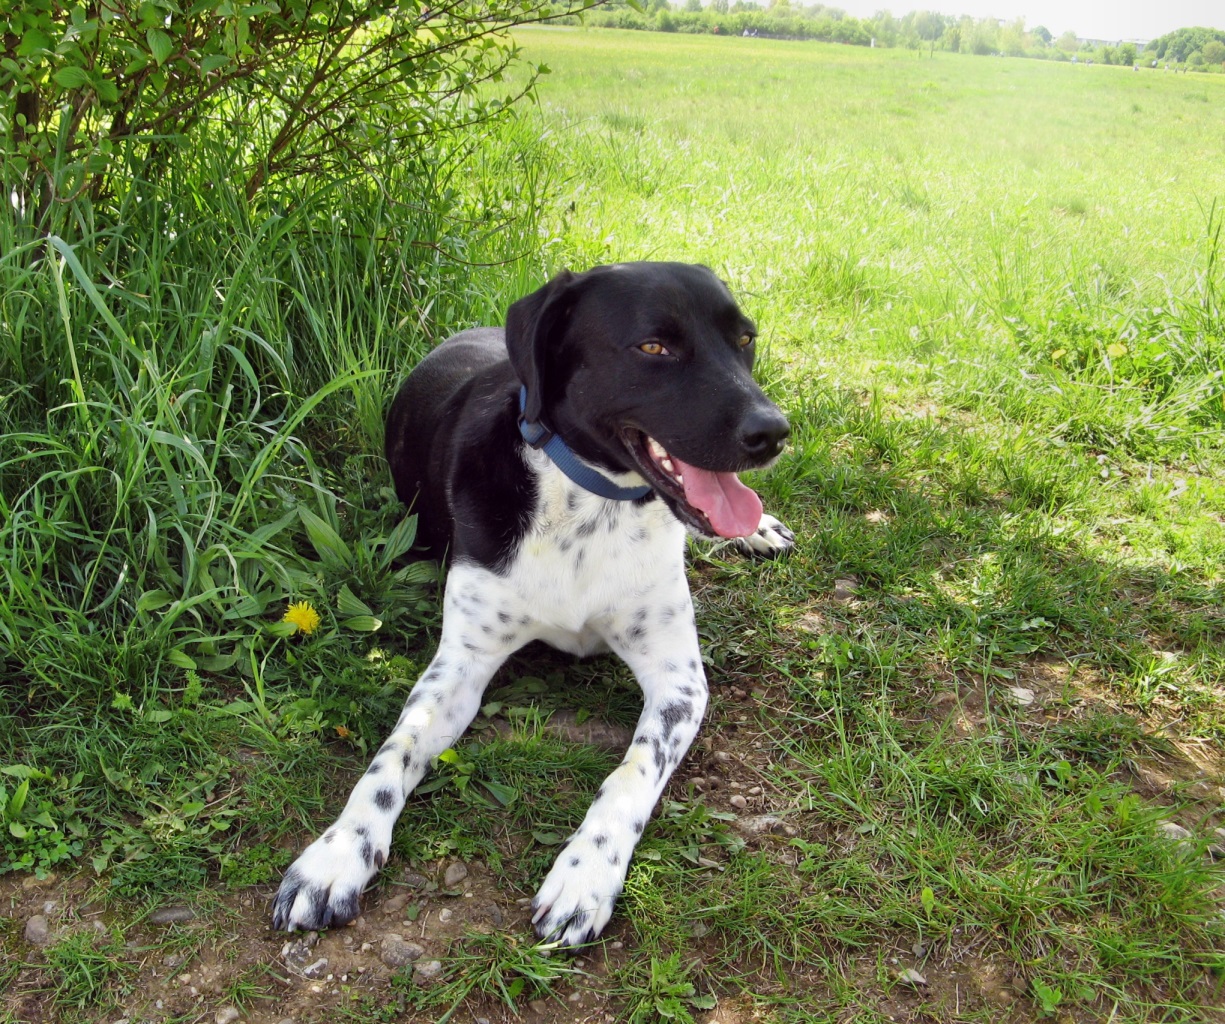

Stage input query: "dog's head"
[{"left": 506, "top": 262, "right": 789, "bottom": 539}]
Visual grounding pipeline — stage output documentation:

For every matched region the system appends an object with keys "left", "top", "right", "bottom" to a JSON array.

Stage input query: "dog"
[{"left": 272, "top": 262, "right": 793, "bottom": 947}]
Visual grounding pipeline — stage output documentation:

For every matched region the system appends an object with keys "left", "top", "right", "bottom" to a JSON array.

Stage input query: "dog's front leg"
[
  {"left": 532, "top": 602, "right": 708, "bottom": 947},
  {"left": 272, "top": 565, "right": 522, "bottom": 931}
]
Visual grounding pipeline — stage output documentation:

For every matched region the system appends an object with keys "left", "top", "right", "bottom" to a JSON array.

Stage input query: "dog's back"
[{"left": 384, "top": 328, "right": 518, "bottom": 559}]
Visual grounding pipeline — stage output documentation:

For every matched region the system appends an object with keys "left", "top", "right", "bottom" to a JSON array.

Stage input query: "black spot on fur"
[
  {"left": 634, "top": 735, "right": 650, "bottom": 746},
  {"left": 610, "top": 853, "right": 621, "bottom": 866},
  {"left": 498, "top": 610, "right": 511, "bottom": 624},
  {"left": 374, "top": 788, "right": 396, "bottom": 811},
  {"left": 361, "top": 840, "right": 373, "bottom": 867},
  {"left": 633, "top": 819, "right": 645, "bottom": 835},
  {"left": 402, "top": 752, "right": 412, "bottom": 769},
  {"left": 594, "top": 834, "right": 607, "bottom": 848},
  {"left": 559, "top": 537, "right": 573, "bottom": 553},
  {"left": 500, "top": 632, "right": 518, "bottom": 645},
  {"left": 652, "top": 738, "right": 667, "bottom": 780},
  {"left": 626, "top": 624, "right": 644, "bottom": 643},
  {"left": 567, "top": 492, "right": 578, "bottom": 512},
  {"left": 355, "top": 825, "right": 368, "bottom": 837},
  {"left": 570, "top": 856, "right": 581, "bottom": 867},
  {"left": 660, "top": 700, "right": 693, "bottom": 739},
  {"left": 688, "top": 659, "right": 698, "bottom": 672},
  {"left": 576, "top": 517, "right": 600, "bottom": 538},
  {"left": 366, "top": 761, "right": 382, "bottom": 775}
]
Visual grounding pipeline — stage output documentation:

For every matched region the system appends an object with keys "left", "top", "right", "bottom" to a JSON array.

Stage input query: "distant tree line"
[{"left": 572, "top": 2, "right": 1225, "bottom": 72}]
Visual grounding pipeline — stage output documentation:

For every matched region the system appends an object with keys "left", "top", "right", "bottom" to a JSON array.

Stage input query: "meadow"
[{"left": 3, "top": 25, "right": 1225, "bottom": 1024}]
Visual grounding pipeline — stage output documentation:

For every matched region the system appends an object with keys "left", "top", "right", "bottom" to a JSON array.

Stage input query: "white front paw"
[
  {"left": 734, "top": 512, "right": 796, "bottom": 559},
  {"left": 271, "top": 823, "right": 387, "bottom": 931},
  {"left": 531, "top": 835, "right": 626, "bottom": 947}
]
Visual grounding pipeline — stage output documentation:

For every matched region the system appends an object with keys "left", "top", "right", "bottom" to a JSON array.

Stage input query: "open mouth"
[{"left": 622, "top": 429, "right": 764, "bottom": 539}]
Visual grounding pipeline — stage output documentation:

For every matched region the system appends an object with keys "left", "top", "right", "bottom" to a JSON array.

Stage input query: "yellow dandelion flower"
[{"left": 283, "top": 600, "right": 321, "bottom": 635}]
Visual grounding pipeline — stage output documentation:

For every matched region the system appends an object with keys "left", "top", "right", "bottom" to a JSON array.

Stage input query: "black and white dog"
[{"left": 272, "top": 262, "right": 792, "bottom": 947}]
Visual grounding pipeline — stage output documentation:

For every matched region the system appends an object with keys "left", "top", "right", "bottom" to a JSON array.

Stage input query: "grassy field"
[{"left": 4, "top": 26, "right": 1225, "bottom": 1024}]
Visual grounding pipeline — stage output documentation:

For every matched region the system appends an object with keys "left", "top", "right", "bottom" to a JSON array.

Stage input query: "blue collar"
[{"left": 517, "top": 386, "right": 652, "bottom": 502}]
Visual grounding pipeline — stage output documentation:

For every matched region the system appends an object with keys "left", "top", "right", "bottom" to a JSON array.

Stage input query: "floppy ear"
[{"left": 505, "top": 269, "right": 576, "bottom": 424}]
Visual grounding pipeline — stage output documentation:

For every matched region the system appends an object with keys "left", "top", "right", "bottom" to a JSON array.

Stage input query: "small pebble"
[
  {"left": 380, "top": 938, "right": 424, "bottom": 968},
  {"left": 897, "top": 968, "right": 927, "bottom": 987},
  {"left": 382, "top": 894, "right": 410, "bottom": 915},
  {"left": 438, "top": 908, "right": 454, "bottom": 923},
  {"left": 24, "top": 915, "right": 50, "bottom": 946},
  {"left": 149, "top": 906, "right": 196, "bottom": 925},
  {"left": 1005, "top": 686, "right": 1036, "bottom": 707},
  {"left": 729, "top": 795, "right": 748, "bottom": 809},
  {"left": 444, "top": 861, "right": 469, "bottom": 887},
  {"left": 215, "top": 1007, "right": 241, "bottom": 1024},
  {"left": 832, "top": 578, "right": 859, "bottom": 602},
  {"left": 413, "top": 959, "right": 444, "bottom": 985},
  {"left": 302, "top": 958, "right": 329, "bottom": 979}
]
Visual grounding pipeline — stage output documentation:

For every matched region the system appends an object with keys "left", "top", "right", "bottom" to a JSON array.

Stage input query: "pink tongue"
[{"left": 672, "top": 457, "right": 763, "bottom": 538}]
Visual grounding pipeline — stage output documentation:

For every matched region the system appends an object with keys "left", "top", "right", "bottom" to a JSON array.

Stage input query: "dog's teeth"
[
  {"left": 661, "top": 458, "right": 674, "bottom": 474},
  {"left": 675, "top": 472, "right": 684, "bottom": 485},
  {"left": 648, "top": 438, "right": 667, "bottom": 459}
]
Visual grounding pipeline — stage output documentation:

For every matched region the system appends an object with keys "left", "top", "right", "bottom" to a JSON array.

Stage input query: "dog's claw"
[{"left": 272, "top": 828, "right": 380, "bottom": 932}]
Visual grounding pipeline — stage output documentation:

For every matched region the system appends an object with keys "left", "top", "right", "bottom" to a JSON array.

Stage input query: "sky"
[{"left": 827, "top": 1, "right": 1223, "bottom": 41}]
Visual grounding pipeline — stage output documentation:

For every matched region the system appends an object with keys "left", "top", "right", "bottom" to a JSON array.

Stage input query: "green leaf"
[
  {"left": 378, "top": 513, "right": 418, "bottom": 568},
  {"left": 480, "top": 781, "right": 518, "bottom": 807},
  {"left": 137, "top": 589, "right": 173, "bottom": 613},
  {"left": 94, "top": 75, "right": 118, "bottom": 103},
  {"left": 337, "top": 584, "right": 373, "bottom": 618},
  {"left": 166, "top": 648, "right": 197, "bottom": 669},
  {"left": 52, "top": 65, "right": 91, "bottom": 89},
  {"left": 298, "top": 506, "right": 352, "bottom": 567},
  {"left": 147, "top": 27, "right": 173, "bottom": 65},
  {"left": 9, "top": 779, "right": 30, "bottom": 817},
  {"left": 16, "top": 29, "right": 53, "bottom": 57},
  {"left": 341, "top": 615, "right": 383, "bottom": 632},
  {"left": 200, "top": 54, "right": 230, "bottom": 73},
  {"left": 9, "top": 821, "right": 29, "bottom": 839}
]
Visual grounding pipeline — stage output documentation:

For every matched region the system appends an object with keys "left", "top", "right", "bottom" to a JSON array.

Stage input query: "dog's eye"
[
  {"left": 739, "top": 334, "right": 754, "bottom": 348},
  {"left": 638, "top": 341, "right": 669, "bottom": 356}
]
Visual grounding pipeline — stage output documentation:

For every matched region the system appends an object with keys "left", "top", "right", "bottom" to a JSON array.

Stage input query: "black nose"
[{"left": 739, "top": 405, "right": 790, "bottom": 461}]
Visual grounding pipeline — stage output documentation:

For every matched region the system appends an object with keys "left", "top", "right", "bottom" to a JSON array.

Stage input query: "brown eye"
[
  {"left": 739, "top": 334, "right": 754, "bottom": 348},
  {"left": 639, "top": 341, "right": 668, "bottom": 356}
]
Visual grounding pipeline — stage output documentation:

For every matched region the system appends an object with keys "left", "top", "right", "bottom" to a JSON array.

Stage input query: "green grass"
[{"left": 3, "top": 25, "right": 1225, "bottom": 1024}]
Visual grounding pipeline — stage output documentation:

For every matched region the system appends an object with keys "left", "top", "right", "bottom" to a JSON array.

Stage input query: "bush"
[{"left": 1, "top": 0, "right": 593, "bottom": 227}]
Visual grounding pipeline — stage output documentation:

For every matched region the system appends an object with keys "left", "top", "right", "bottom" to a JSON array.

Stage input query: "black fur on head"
[{"left": 505, "top": 268, "right": 578, "bottom": 425}]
